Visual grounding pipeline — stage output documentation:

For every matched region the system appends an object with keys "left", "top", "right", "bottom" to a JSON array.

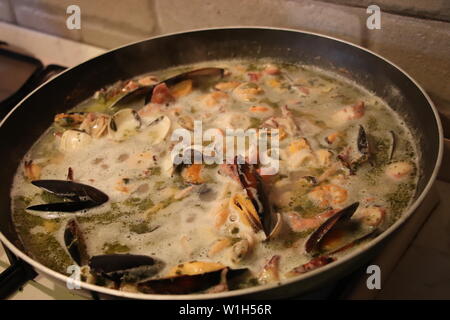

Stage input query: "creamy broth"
[{"left": 11, "top": 59, "right": 418, "bottom": 293}]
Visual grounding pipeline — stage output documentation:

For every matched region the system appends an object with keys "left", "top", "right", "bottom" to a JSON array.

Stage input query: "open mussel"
[
  {"left": 27, "top": 180, "right": 108, "bottom": 212},
  {"left": 338, "top": 125, "right": 370, "bottom": 174},
  {"left": 110, "top": 67, "right": 224, "bottom": 109},
  {"left": 305, "top": 202, "right": 360, "bottom": 255},
  {"left": 89, "top": 254, "right": 164, "bottom": 284},
  {"left": 304, "top": 202, "right": 385, "bottom": 256},
  {"left": 388, "top": 130, "right": 396, "bottom": 161},
  {"left": 64, "top": 219, "right": 89, "bottom": 266},
  {"left": 235, "top": 160, "right": 281, "bottom": 239},
  {"left": 137, "top": 261, "right": 248, "bottom": 294}
]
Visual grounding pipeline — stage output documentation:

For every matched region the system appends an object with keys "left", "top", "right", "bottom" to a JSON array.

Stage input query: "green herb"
[
  {"left": 367, "top": 116, "right": 378, "bottom": 131},
  {"left": 102, "top": 241, "right": 130, "bottom": 254},
  {"left": 152, "top": 167, "right": 161, "bottom": 176},
  {"left": 130, "top": 222, "right": 154, "bottom": 234},
  {"left": 40, "top": 191, "right": 63, "bottom": 203},
  {"left": 259, "top": 98, "right": 280, "bottom": 109},
  {"left": 249, "top": 117, "right": 262, "bottom": 128},
  {"left": 386, "top": 182, "right": 416, "bottom": 218},
  {"left": 123, "top": 197, "right": 154, "bottom": 211}
]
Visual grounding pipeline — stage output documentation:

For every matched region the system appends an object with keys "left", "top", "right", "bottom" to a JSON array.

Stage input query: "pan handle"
[{"left": 0, "top": 258, "right": 37, "bottom": 299}]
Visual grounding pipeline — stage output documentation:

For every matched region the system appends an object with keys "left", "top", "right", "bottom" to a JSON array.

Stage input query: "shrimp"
[
  {"left": 286, "top": 209, "right": 338, "bottom": 232},
  {"left": 24, "top": 160, "right": 41, "bottom": 181},
  {"left": 214, "top": 81, "right": 240, "bottom": 91},
  {"left": 214, "top": 200, "right": 230, "bottom": 229},
  {"left": 333, "top": 101, "right": 365, "bottom": 124},
  {"left": 208, "top": 238, "right": 232, "bottom": 257},
  {"left": 385, "top": 161, "right": 413, "bottom": 180},
  {"left": 308, "top": 184, "right": 348, "bottom": 207},
  {"left": 258, "top": 255, "right": 280, "bottom": 284},
  {"left": 181, "top": 164, "right": 205, "bottom": 184},
  {"left": 203, "top": 91, "right": 228, "bottom": 107}
]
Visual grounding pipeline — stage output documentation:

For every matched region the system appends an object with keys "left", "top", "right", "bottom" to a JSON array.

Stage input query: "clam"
[
  {"left": 137, "top": 261, "right": 247, "bottom": 294},
  {"left": 110, "top": 67, "right": 224, "bottom": 109},
  {"left": 108, "top": 108, "right": 142, "bottom": 141},
  {"left": 59, "top": 129, "right": 92, "bottom": 152},
  {"left": 139, "top": 115, "right": 171, "bottom": 145},
  {"left": 337, "top": 125, "right": 370, "bottom": 174},
  {"left": 26, "top": 180, "right": 108, "bottom": 212},
  {"left": 89, "top": 254, "right": 164, "bottom": 284},
  {"left": 230, "top": 234, "right": 255, "bottom": 264},
  {"left": 79, "top": 113, "right": 110, "bottom": 138}
]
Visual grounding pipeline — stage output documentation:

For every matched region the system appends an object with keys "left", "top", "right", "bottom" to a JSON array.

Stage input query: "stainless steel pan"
[{"left": 0, "top": 27, "right": 443, "bottom": 299}]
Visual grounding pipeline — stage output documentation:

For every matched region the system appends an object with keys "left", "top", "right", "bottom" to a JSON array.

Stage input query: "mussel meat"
[{"left": 338, "top": 125, "right": 370, "bottom": 174}]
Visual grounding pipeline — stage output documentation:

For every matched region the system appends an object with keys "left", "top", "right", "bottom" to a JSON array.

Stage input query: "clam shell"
[
  {"left": 108, "top": 108, "right": 142, "bottom": 141},
  {"left": 59, "top": 129, "right": 92, "bottom": 152}
]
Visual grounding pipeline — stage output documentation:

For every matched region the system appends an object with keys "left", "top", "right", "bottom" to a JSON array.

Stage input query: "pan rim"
[{"left": 0, "top": 26, "right": 444, "bottom": 300}]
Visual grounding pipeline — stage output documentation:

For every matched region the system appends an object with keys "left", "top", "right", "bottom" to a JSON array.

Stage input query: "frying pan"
[{"left": 0, "top": 27, "right": 443, "bottom": 299}]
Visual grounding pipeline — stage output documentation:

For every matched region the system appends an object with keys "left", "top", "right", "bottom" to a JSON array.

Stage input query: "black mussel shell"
[
  {"left": 137, "top": 268, "right": 248, "bottom": 295},
  {"left": 27, "top": 180, "right": 108, "bottom": 212},
  {"left": 89, "top": 254, "right": 163, "bottom": 283},
  {"left": 64, "top": 219, "right": 89, "bottom": 266},
  {"left": 236, "top": 160, "right": 276, "bottom": 238},
  {"left": 305, "top": 202, "right": 360, "bottom": 254}
]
